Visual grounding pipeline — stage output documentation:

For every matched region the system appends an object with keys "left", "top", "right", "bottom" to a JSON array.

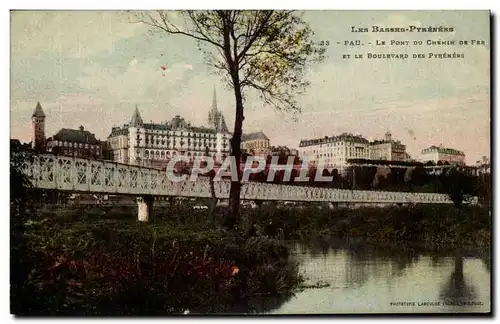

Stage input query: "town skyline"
[{"left": 10, "top": 10, "right": 490, "bottom": 164}]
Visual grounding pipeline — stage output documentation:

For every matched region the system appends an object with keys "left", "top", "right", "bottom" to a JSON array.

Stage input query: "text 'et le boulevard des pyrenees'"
[{"left": 318, "top": 25, "right": 487, "bottom": 60}]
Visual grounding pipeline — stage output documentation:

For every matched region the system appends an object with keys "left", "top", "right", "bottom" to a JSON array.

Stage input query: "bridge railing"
[{"left": 17, "top": 153, "right": 455, "bottom": 204}]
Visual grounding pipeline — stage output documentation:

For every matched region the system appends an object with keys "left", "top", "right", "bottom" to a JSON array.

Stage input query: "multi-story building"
[
  {"left": 420, "top": 144, "right": 466, "bottom": 165},
  {"left": 30, "top": 102, "right": 105, "bottom": 159},
  {"left": 269, "top": 145, "right": 297, "bottom": 157},
  {"left": 298, "top": 133, "right": 371, "bottom": 171},
  {"left": 370, "top": 131, "right": 407, "bottom": 161},
  {"left": 241, "top": 131, "right": 270, "bottom": 157},
  {"left": 46, "top": 126, "right": 104, "bottom": 159},
  {"left": 107, "top": 88, "right": 231, "bottom": 167}
]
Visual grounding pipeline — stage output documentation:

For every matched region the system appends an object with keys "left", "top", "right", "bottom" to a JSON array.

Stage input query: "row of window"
[
  {"left": 136, "top": 141, "right": 228, "bottom": 149},
  {"left": 143, "top": 138, "right": 220, "bottom": 147},
  {"left": 48, "top": 148, "right": 100, "bottom": 157},
  {"left": 143, "top": 150, "right": 218, "bottom": 160},
  {"left": 304, "top": 141, "right": 369, "bottom": 148},
  {"left": 49, "top": 140, "right": 100, "bottom": 150},
  {"left": 133, "top": 129, "right": 230, "bottom": 139}
]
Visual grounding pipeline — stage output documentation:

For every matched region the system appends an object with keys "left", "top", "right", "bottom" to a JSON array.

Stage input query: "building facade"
[
  {"left": 298, "top": 133, "right": 371, "bottom": 170},
  {"left": 370, "top": 131, "right": 407, "bottom": 161},
  {"left": 46, "top": 126, "right": 104, "bottom": 159},
  {"left": 107, "top": 88, "right": 231, "bottom": 167},
  {"left": 420, "top": 145, "right": 466, "bottom": 165},
  {"left": 30, "top": 102, "right": 105, "bottom": 159},
  {"left": 241, "top": 131, "right": 270, "bottom": 157}
]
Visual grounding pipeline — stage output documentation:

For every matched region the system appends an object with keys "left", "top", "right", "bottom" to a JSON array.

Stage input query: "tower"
[
  {"left": 31, "top": 102, "right": 46, "bottom": 151},
  {"left": 128, "top": 105, "right": 144, "bottom": 165},
  {"left": 384, "top": 130, "right": 392, "bottom": 142},
  {"left": 130, "top": 104, "right": 144, "bottom": 127}
]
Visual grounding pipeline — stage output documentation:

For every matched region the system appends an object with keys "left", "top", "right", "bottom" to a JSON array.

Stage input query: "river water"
[{"left": 258, "top": 238, "right": 491, "bottom": 314}]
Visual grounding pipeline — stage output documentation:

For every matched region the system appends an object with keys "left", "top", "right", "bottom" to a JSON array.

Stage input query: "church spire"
[
  {"left": 209, "top": 86, "right": 218, "bottom": 126},
  {"left": 212, "top": 86, "right": 218, "bottom": 114},
  {"left": 130, "top": 104, "right": 143, "bottom": 126}
]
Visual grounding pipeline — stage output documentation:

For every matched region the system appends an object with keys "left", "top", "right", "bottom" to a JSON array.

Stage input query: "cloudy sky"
[{"left": 10, "top": 10, "right": 490, "bottom": 164}]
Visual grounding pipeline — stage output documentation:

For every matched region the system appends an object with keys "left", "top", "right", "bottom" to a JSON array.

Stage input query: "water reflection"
[
  {"left": 439, "top": 251, "right": 476, "bottom": 310},
  {"left": 264, "top": 238, "right": 490, "bottom": 314}
]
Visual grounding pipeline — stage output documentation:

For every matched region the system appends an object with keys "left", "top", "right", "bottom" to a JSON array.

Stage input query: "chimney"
[{"left": 79, "top": 125, "right": 84, "bottom": 131}]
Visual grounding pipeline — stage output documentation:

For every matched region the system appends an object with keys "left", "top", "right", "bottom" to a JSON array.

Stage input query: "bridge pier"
[{"left": 137, "top": 195, "right": 154, "bottom": 222}]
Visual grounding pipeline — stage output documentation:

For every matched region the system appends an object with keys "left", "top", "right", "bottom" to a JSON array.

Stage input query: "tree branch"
[
  {"left": 138, "top": 11, "right": 225, "bottom": 51},
  {"left": 236, "top": 11, "right": 273, "bottom": 62}
]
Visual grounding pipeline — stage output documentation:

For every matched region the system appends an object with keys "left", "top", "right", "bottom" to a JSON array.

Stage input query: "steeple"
[
  {"left": 209, "top": 86, "right": 218, "bottom": 126},
  {"left": 32, "top": 102, "right": 46, "bottom": 118},
  {"left": 130, "top": 105, "right": 143, "bottom": 126},
  {"left": 212, "top": 86, "right": 218, "bottom": 114}
]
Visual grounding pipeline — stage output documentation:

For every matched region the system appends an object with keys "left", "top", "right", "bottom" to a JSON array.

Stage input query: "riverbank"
[
  {"left": 247, "top": 203, "right": 491, "bottom": 248},
  {"left": 11, "top": 202, "right": 490, "bottom": 315},
  {"left": 11, "top": 208, "right": 303, "bottom": 315}
]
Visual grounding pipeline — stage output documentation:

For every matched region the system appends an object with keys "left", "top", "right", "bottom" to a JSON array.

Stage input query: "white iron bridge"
[{"left": 19, "top": 154, "right": 454, "bottom": 221}]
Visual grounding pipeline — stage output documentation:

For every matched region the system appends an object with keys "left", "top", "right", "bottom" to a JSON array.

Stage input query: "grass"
[
  {"left": 244, "top": 203, "right": 491, "bottom": 248},
  {"left": 10, "top": 199, "right": 491, "bottom": 315},
  {"left": 11, "top": 206, "right": 304, "bottom": 315}
]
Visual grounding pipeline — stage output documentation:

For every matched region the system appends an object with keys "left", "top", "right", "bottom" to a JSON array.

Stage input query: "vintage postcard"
[{"left": 10, "top": 10, "right": 491, "bottom": 315}]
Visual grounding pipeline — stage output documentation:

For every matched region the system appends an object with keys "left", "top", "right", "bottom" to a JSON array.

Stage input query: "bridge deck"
[{"left": 19, "top": 154, "right": 453, "bottom": 204}]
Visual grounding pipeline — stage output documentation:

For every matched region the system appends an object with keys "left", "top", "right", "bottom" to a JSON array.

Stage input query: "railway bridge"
[{"left": 18, "top": 154, "right": 455, "bottom": 221}]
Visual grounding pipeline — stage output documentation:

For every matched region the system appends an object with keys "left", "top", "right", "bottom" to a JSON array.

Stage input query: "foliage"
[
  {"left": 137, "top": 10, "right": 325, "bottom": 112},
  {"left": 11, "top": 206, "right": 303, "bottom": 315},
  {"left": 239, "top": 203, "right": 491, "bottom": 247},
  {"left": 347, "top": 158, "right": 425, "bottom": 167},
  {"left": 10, "top": 148, "right": 37, "bottom": 315},
  {"left": 441, "top": 167, "right": 476, "bottom": 207}
]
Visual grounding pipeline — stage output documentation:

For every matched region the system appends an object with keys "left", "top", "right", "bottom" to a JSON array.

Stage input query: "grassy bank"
[
  {"left": 11, "top": 207, "right": 303, "bottom": 315},
  {"left": 246, "top": 203, "right": 491, "bottom": 248},
  {"left": 10, "top": 200, "right": 490, "bottom": 315}
]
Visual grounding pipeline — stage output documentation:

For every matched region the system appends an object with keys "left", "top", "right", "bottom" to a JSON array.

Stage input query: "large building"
[
  {"left": 298, "top": 133, "right": 371, "bottom": 170},
  {"left": 369, "top": 131, "right": 407, "bottom": 161},
  {"left": 30, "top": 102, "right": 106, "bottom": 159},
  {"left": 241, "top": 131, "right": 270, "bottom": 157},
  {"left": 421, "top": 144, "right": 466, "bottom": 165},
  {"left": 46, "top": 126, "right": 105, "bottom": 159},
  {"left": 298, "top": 130, "right": 409, "bottom": 171},
  {"left": 107, "top": 88, "right": 231, "bottom": 168}
]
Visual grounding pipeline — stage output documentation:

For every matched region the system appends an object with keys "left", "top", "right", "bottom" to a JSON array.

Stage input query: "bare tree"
[{"left": 134, "top": 10, "right": 325, "bottom": 228}]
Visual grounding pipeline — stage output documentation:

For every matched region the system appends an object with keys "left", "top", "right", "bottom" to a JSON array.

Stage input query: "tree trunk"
[{"left": 226, "top": 81, "right": 244, "bottom": 229}]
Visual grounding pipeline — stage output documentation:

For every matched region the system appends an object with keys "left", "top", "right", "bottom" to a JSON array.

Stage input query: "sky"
[{"left": 10, "top": 10, "right": 490, "bottom": 164}]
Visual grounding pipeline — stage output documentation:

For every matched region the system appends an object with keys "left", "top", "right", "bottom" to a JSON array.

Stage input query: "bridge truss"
[{"left": 19, "top": 154, "right": 453, "bottom": 204}]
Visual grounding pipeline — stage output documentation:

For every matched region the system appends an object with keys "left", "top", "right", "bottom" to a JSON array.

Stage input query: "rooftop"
[
  {"left": 422, "top": 145, "right": 465, "bottom": 156},
  {"left": 299, "top": 133, "right": 369, "bottom": 147},
  {"left": 52, "top": 126, "right": 100, "bottom": 145},
  {"left": 242, "top": 131, "right": 269, "bottom": 141},
  {"left": 32, "top": 102, "right": 46, "bottom": 118}
]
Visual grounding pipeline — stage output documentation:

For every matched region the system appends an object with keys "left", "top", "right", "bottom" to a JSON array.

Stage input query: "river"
[{"left": 244, "top": 238, "right": 491, "bottom": 314}]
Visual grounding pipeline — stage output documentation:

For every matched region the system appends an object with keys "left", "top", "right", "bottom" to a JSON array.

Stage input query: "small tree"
[
  {"left": 135, "top": 10, "right": 325, "bottom": 228},
  {"left": 443, "top": 167, "right": 475, "bottom": 207}
]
